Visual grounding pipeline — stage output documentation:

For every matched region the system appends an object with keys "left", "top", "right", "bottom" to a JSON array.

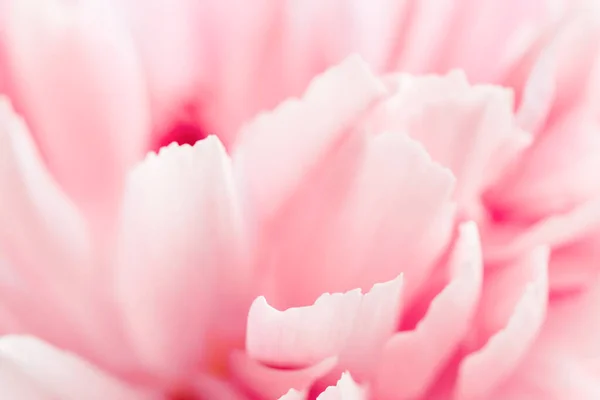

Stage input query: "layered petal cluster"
[{"left": 0, "top": 0, "right": 600, "bottom": 400}]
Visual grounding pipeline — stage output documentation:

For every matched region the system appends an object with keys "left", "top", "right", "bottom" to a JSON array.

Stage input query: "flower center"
[{"left": 155, "top": 120, "right": 208, "bottom": 149}]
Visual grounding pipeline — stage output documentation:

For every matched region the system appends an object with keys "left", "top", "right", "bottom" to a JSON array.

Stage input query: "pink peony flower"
[{"left": 0, "top": 0, "right": 600, "bottom": 399}]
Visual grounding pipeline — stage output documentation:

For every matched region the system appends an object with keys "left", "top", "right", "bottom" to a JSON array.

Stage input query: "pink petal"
[
  {"left": 231, "top": 351, "right": 337, "bottom": 400},
  {"left": 490, "top": 279, "right": 600, "bottom": 399},
  {"left": 547, "top": 231, "right": 600, "bottom": 290},
  {"left": 483, "top": 196, "right": 600, "bottom": 262},
  {"left": 0, "top": 359, "right": 54, "bottom": 400},
  {"left": 316, "top": 373, "right": 367, "bottom": 400},
  {"left": 3, "top": 0, "right": 150, "bottom": 224},
  {"left": 233, "top": 55, "right": 385, "bottom": 223},
  {"left": 456, "top": 247, "right": 549, "bottom": 400},
  {"left": 254, "top": 130, "right": 454, "bottom": 308},
  {"left": 486, "top": 110, "right": 600, "bottom": 221},
  {"left": 375, "top": 222, "right": 483, "bottom": 400},
  {"left": 370, "top": 72, "right": 522, "bottom": 215},
  {"left": 279, "top": 389, "right": 307, "bottom": 400},
  {"left": 119, "top": 0, "right": 203, "bottom": 128},
  {"left": 434, "top": 0, "right": 555, "bottom": 83},
  {"left": 246, "top": 275, "right": 403, "bottom": 369},
  {"left": 0, "top": 98, "right": 90, "bottom": 288},
  {"left": 0, "top": 99, "right": 140, "bottom": 373},
  {"left": 116, "top": 137, "right": 249, "bottom": 380},
  {"left": 234, "top": 58, "right": 454, "bottom": 308},
  {"left": 0, "top": 335, "right": 156, "bottom": 400}
]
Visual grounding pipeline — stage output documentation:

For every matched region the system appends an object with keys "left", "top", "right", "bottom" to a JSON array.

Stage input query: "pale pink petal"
[
  {"left": 253, "top": 130, "right": 454, "bottom": 308},
  {"left": 0, "top": 335, "right": 156, "bottom": 400},
  {"left": 247, "top": 275, "right": 402, "bottom": 369},
  {"left": 483, "top": 196, "right": 600, "bottom": 262},
  {"left": 317, "top": 373, "right": 367, "bottom": 400},
  {"left": 486, "top": 110, "right": 600, "bottom": 221},
  {"left": 0, "top": 98, "right": 89, "bottom": 288},
  {"left": 490, "top": 278, "right": 600, "bottom": 399},
  {"left": 370, "top": 72, "right": 521, "bottom": 215},
  {"left": 3, "top": 0, "right": 150, "bottom": 223},
  {"left": 375, "top": 222, "right": 483, "bottom": 400},
  {"left": 513, "top": 31, "right": 557, "bottom": 134},
  {"left": 247, "top": 291, "right": 361, "bottom": 368},
  {"left": 119, "top": 0, "right": 203, "bottom": 128},
  {"left": 231, "top": 352, "right": 337, "bottom": 400},
  {"left": 434, "top": 0, "right": 556, "bottom": 83},
  {"left": 0, "top": 98, "right": 142, "bottom": 373},
  {"left": 547, "top": 232, "right": 600, "bottom": 290},
  {"left": 336, "top": 276, "right": 404, "bottom": 382},
  {"left": 117, "top": 137, "right": 249, "bottom": 380},
  {"left": 279, "top": 389, "right": 307, "bottom": 400},
  {"left": 391, "top": 0, "right": 457, "bottom": 74},
  {"left": 235, "top": 58, "right": 454, "bottom": 308},
  {"left": 233, "top": 55, "right": 385, "bottom": 223},
  {"left": 456, "top": 247, "right": 549, "bottom": 400},
  {"left": 0, "top": 358, "right": 55, "bottom": 400}
]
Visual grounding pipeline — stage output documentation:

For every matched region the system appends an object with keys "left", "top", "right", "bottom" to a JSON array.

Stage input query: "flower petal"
[
  {"left": 246, "top": 275, "right": 402, "bottom": 370},
  {"left": 370, "top": 72, "right": 521, "bottom": 215},
  {"left": 317, "top": 372, "right": 367, "bottom": 400},
  {"left": 231, "top": 352, "right": 337, "bottom": 400},
  {"left": 0, "top": 335, "right": 156, "bottom": 400},
  {"left": 456, "top": 247, "right": 549, "bottom": 399},
  {"left": 233, "top": 55, "right": 385, "bottom": 223},
  {"left": 375, "top": 222, "right": 483, "bottom": 400},
  {"left": 3, "top": 0, "right": 150, "bottom": 222},
  {"left": 0, "top": 98, "right": 90, "bottom": 287},
  {"left": 119, "top": 0, "right": 203, "bottom": 127},
  {"left": 490, "top": 278, "right": 600, "bottom": 399},
  {"left": 117, "top": 137, "right": 249, "bottom": 379},
  {"left": 279, "top": 389, "right": 307, "bottom": 400}
]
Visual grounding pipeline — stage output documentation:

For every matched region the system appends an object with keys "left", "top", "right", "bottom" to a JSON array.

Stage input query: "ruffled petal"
[
  {"left": 375, "top": 222, "right": 483, "bottom": 400},
  {"left": 233, "top": 55, "right": 385, "bottom": 223},
  {"left": 246, "top": 275, "right": 402, "bottom": 370},
  {"left": 369, "top": 72, "right": 523, "bottom": 216},
  {"left": 116, "top": 137, "right": 249, "bottom": 380},
  {"left": 3, "top": 0, "right": 150, "bottom": 223},
  {"left": 235, "top": 58, "right": 454, "bottom": 308},
  {"left": 316, "top": 373, "right": 367, "bottom": 400}
]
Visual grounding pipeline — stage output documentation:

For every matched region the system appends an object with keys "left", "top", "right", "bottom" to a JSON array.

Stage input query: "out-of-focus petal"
[
  {"left": 231, "top": 352, "right": 337, "bottom": 400},
  {"left": 0, "top": 358, "right": 54, "bottom": 400},
  {"left": 246, "top": 275, "right": 402, "bottom": 370},
  {"left": 279, "top": 389, "right": 307, "bottom": 400},
  {"left": 116, "top": 137, "right": 249, "bottom": 380},
  {"left": 455, "top": 247, "right": 549, "bottom": 399},
  {"left": 316, "top": 373, "right": 367, "bottom": 400},
  {"left": 483, "top": 196, "right": 600, "bottom": 261},
  {"left": 0, "top": 335, "right": 157, "bottom": 400},
  {"left": 3, "top": 0, "right": 150, "bottom": 223},
  {"left": 547, "top": 231, "right": 600, "bottom": 290},
  {"left": 119, "top": 0, "right": 203, "bottom": 129},
  {"left": 490, "top": 277, "right": 600, "bottom": 399},
  {"left": 375, "top": 222, "right": 483, "bottom": 400},
  {"left": 487, "top": 110, "right": 600, "bottom": 221},
  {"left": 0, "top": 98, "right": 89, "bottom": 288}
]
